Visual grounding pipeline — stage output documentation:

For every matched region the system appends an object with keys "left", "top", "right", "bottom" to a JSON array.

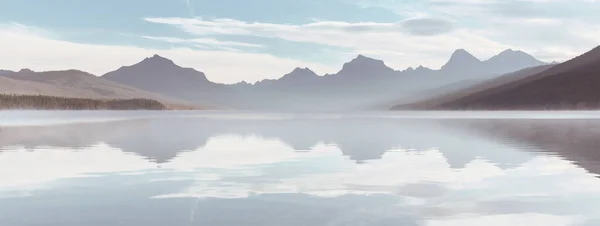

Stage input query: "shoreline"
[{"left": 0, "top": 93, "right": 203, "bottom": 111}]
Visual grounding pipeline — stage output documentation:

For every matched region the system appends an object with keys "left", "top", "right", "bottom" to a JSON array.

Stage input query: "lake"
[{"left": 1, "top": 111, "right": 600, "bottom": 226}]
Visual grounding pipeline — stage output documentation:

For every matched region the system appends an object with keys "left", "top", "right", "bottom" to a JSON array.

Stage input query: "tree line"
[{"left": 0, "top": 94, "right": 166, "bottom": 110}]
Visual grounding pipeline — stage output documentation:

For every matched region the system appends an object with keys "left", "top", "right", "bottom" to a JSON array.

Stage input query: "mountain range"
[
  {"left": 100, "top": 49, "right": 546, "bottom": 110},
  {"left": 0, "top": 68, "right": 198, "bottom": 109},
  {"left": 1, "top": 48, "right": 552, "bottom": 110},
  {"left": 0, "top": 70, "right": 13, "bottom": 75},
  {"left": 397, "top": 45, "right": 600, "bottom": 110}
]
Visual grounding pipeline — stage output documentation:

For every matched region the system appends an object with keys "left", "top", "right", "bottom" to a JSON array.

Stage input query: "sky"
[{"left": 1, "top": 0, "right": 599, "bottom": 84}]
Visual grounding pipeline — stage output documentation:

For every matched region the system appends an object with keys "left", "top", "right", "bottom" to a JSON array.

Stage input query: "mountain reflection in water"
[{"left": 1, "top": 111, "right": 600, "bottom": 226}]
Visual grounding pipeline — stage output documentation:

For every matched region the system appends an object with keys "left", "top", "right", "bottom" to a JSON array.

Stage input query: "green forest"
[{"left": 0, "top": 94, "right": 166, "bottom": 110}]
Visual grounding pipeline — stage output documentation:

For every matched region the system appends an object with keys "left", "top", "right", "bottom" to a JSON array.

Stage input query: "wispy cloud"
[
  {"left": 353, "top": 0, "right": 600, "bottom": 62},
  {"left": 144, "top": 16, "right": 508, "bottom": 70},
  {"left": 359, "top": 0, "right": 600, "bottom": 20},
  {"left": 3, "top": 0, "right": 600, "bottom": 83},
  {"left": 144, "top": 17, "right": 456, "bottom": 36},
  {"left": 184, "top": 0, "right": 195, "bottom": 18},
  {"left": 0, "top": 22, "right": 59, "bottom": 38},
  {"left": 0, "top": 23, "right": 335, "bottom": 84},
  {"left": 142, "top": 36, "right": 263, "bottom": 52}
]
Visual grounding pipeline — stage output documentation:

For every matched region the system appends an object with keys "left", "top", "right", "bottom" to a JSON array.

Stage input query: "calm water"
[{"left": 2, "top": 111, "right": 600, "bottom": 226}]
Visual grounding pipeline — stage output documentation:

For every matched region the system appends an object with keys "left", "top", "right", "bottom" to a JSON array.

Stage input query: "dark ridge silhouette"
[
  {"left": 102, "top": 55, "right": 239, "bottom": 108},
  {"left": 99, "top": 49, "right": 545, "bottom": 111},
  {"left": 484, "top": 49, "right": 546, "bottom": 75},
  {"left": 435, "top": 45, "right": 600, "bottom": 110},
  {"left": 103, "top": 54, "right": 212, "bottom": 94},
  {"left": 254, "top": 67, "right": 320, "bottom": 89},
  {"left": 393, "top": 64, "right": 556, "bottom": 110},
  {"left": 0, "top": 70, "right": 13, "bottom": 75},
  {"left": 0, "top": 94, "right": 166, "bottom": 110},
  {"left": 411, "top": 65, "right": 436, "bottom": 75},
  {"left": 2, "top": 48, "right": 546, "bottom": 111},
  {"left": 440, "top": 49, "right": 483, "bottom": 77},
  {"left": 18, "top": 68, "right": 35, "bottom": 73},
  {"left": 439, "top": 48, "right": 546, "bottom": 79},
  {"left": 335, "top": 54, "right": 396, "bottom": 79},
  {"left": 103, "top": 55, "right": 212, "bottom": 88},
  {"left": 280, "top": 67, "right": 318, "bottom": 81}
]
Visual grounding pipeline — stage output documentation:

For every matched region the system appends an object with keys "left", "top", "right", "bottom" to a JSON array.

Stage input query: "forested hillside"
[{"left": 0, "top": 94, "right": 166, "bottom": 110}]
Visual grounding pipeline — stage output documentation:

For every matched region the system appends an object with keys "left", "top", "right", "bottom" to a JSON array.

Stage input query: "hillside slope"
[
  {"left": 0, "top": 94, "right": 166, "bottom": 110},
  {"left": 437, "top": 46, "right": 600, "bottom": 110},
  {"left": 393, "top": 64, "right": 555, "bottom": 110},
  {"left": 0, "top": 69, "right": 203, "bottom": 109}
]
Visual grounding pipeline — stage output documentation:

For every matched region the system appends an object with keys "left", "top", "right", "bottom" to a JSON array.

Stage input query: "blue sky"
[{"left": 1, "top": 0, "right": 599, "bottom": 83}]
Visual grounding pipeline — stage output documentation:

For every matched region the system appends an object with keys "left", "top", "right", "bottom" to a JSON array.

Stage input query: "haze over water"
[{"left": 1, "top": 111, "right": 600, "bottom": 226}]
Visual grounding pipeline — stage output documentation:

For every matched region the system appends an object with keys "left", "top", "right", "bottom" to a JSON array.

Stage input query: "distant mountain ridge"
[
  {"left": 440, "top": 49, "right": 546, "bottom": 79},
  {"left": 0, "top": 70, "right": 13, "bottom": 75},
  {"left": 255, "top": 67, "right": 319, "bottom": 87},
  {"left": 1, "top": 48, "right": 547, "bottom": 111},
  {"left": 97, "top": 48, "right": 546, "bottom": 110},
  {"left": 0, "top": 68, "right": 200, "bottom": 109},
  {"left": 335, "top": 54, "right": 397, "bottom": 78},
  {"left": 441, "top": 49, "right": 483, "bottom": 75},
  {"left": 484, "top": 49, "right": 546, "bottom": 75},
  {"left": 103, "top": 55, "right": 212, "bottom": 91},
  {"left": 398, "top": 45, "right": 600, "bottom": 110},
  {"left": 392, "top": 64, "right": 557, "bottom": 110}
]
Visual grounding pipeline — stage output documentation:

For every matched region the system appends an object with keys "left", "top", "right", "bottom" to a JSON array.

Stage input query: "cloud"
[
  {"left": 144, "top": 135, "right": 600, "bottom": 225},
  {"left": 160, "top": 135, "right": 341, "bottom": 171},
  {"left": 427, "top": 214, "right": 575, "bottom": 226},
  {"left": 184, "top": 0, "right": 195, "bottom": 18},
  {"left": 144, "top": 16, "right": 457, "bottom": 36},
  {"left": 145, "top": 16, "right": 508, "bottom": 70},
  {"left": 425, "top": 0, "right": 599, "bottom": 20},
  {"left": 0, "top": 23, "right": 336, "bottom": 84},
  {"left": 142, "top": 35, "right": 263, "bottom": 51},
  {"left": 4, "top": 0, "right": 599, "bottom": 83},
  {"left": 0, "top": 22, "right": 58, "bottom": 38},
  {"left": 401, "top": 17, "right": 455, "bottom": 36},
  {"left": 0, "top": 144, "right": 156, "bottom": 189},
  {"left": 355, "top": 0, "right": 600, "bottom": 63}
]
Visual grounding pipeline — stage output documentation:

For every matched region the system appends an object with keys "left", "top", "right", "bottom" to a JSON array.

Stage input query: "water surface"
[{"left": 1, "top": 111, "right": 600, "bottom": 226}]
